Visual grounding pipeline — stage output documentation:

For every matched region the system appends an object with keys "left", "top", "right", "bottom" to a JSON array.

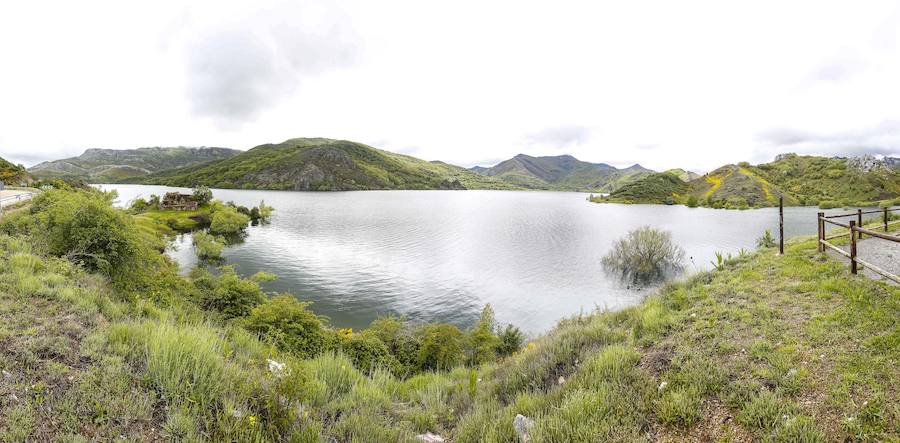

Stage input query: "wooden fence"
[{"left": 817, "top": 207, "right": 900, "bottom": 283}]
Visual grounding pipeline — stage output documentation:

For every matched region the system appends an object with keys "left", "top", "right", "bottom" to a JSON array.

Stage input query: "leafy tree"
[
  {"left": 601, "top": 226, "right": 685, "bottom": 284},
  {"left": 209, "top": 206, "right": 250, "bottom": 234},
  {"left": 496, "top": 324, "right": 524, "bottom": 357},
  {"left": 466, "top": 305, "right": 500, "bottom": 366},
  {"left": 192, "top": 186, "right": 213, "bottom": 205},
  {"left": 244, "top": 294, "right": 328, "bottom": 358},
  {"left": 418, "top": 323, "right": 464, "bottom": 371},
  {"left": 342, "top": 333, "right": 400, "bottom": 374},
  {"left": 192, "top": 231, "right": 224, "bottom": 259}
]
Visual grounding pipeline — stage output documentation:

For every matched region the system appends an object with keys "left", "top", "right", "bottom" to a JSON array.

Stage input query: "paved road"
[
  {"left": 826, "top": 231, "right": 900, "bottom": 284},
  {"left": 0, "top": 190, "right": 35, "bottom": 208}
]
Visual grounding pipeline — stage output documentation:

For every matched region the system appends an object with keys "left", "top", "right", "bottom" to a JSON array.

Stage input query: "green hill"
[
  {"left": 0, "top": 156, "right": 31, "bottom": 185},
  {"left": 136, "top": 138, "right": 521, "bottom": 191},
  {"left": 595, "top": 154, "right": 900, "bottom": 209},
  {"left": 474, "top": 154, "right": 653, "bottom": 191},
  {"left": 28, "top": 147, "right": 241, "bottom": 183}
]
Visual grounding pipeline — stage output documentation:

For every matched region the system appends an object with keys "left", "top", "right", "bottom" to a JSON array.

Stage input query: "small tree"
[
  {"left": 496, "top": 324, "right": 524, "bottom": 357},
  {"left": 244, "top": 294, "right": 327, "bottom": 358},
  {"left": 756, "top": 229, "right": 776, "bottom": 248},
  {"left": 601, "top": 226, "right": 685, "bottom": 284},
  {"left": 192, "top": 231, "right": 224, "bottom": 259},
  {"left": 418, "top": 323, "right": 464, "bottom": 371},
  {"left": 209, "top": 206, "right": 250, "bottom": 234},
  {"left": 192, "top": 186, "right": 213, "bottom": 206},
  {"left": 466, "top": 305, "right": 500, "bottom": 366},
  {"left": 686, "top": 195, "right": 699, "bottom": 208}
]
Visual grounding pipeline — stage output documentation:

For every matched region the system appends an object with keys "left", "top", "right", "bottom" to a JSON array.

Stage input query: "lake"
[{"left": 98, "top": 184, "right": 863, "bottom": 333}]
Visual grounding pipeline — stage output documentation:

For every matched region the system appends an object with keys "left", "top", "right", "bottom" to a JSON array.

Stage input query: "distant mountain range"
[
  {"left": 469, "top": 154, "right": 654, "bottom": 191},
  {"left": 596, "top": 153, "right": 900, "bottom": 208},
  {"left": 133, "top": 138, "right": 520, "bottom": 191},
  {"left": 28, "top": 147, "right": 241, "bottom": 182}
]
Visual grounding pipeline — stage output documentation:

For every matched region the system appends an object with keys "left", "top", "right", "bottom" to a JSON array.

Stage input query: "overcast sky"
[{"left": 2, "top": 0, "right": 900, "bottom": 172}]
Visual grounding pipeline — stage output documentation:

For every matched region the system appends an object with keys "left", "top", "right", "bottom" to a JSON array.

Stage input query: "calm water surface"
[{"left": 99, "top": 184, "right": 862, "bottom": 333}]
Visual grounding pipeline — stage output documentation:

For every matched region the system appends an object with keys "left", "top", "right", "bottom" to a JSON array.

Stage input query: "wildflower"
[
  {"left": 339, "top": 328, "right": 353, "bottom": 338},
  {"left": 527, "top": 342, "right": 536, "bottom": 351},
  {"left": 248, "top": 415, "right": 257, "bottom": 426}
]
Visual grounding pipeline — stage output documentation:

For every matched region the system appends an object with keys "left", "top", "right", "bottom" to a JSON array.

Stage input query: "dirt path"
[{"left": 826, "top": 234, "right": 900, "bottom": 284}]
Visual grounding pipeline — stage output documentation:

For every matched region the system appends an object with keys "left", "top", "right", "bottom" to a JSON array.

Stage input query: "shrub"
[
  {"left": 418, "top": 323, "right": 464, "bottom": 371},
  {"left": 818, "top": 200, "right": 841, "bottom": 209},
  {"left": 192, "top": 186, "right": 213, "bottom": 205},
  {"left": 601, "top": 226, "right": 685, "bottom": 284},
  {"left": 341, "top": 333, "right": 400, "bottom": 374},
  {"left": 686, "top": 194, "right": 699, "bottom": 208},
  {"left": 466, "top": 305, "right": 500, "bottom": 366},
  {"left": 192, "top": 231, "right": 224, "bottom": 260},
  {"left": 193, "top": 266, "right": 266, "bottom": 319},
  {"left": 244, "top": 294, "right": 328, "bottom": 358},
  {"left": 756, "top": 229, "right": 776, "bottom": 248},
  {"left": 496, "top": 324, "right": 524, "bottom": 357},
  {"left": 209, "top": 206, "right": 250, "bottom": 234}
]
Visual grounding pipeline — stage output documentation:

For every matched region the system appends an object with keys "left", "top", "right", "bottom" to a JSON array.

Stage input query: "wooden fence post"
[
  {"left": 817, "top": 212, "right": 825, "bottom": 252},
  {"left": 885, "top": 207, "right": 890, "bottom": 232},
  {"left": 849, "top": 220, "right": 857, "bottom": 275},
  {"left": 857, "top": 209, "right": 863, "bottom": 238},
  {"left": 778, "top": 196, "right": 784, "bottom": 255}
]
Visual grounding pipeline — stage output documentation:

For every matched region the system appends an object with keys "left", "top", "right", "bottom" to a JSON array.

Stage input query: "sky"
[{"left": 1, "top": 0, "right": 900, "bottom": 172}]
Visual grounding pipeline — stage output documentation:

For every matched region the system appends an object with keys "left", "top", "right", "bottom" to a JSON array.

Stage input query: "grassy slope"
[
  {"left": 0, "top": 156, "right": 30, "bottom": 184},
  {"left": 595, "top": 155, "right": 900, "bottom": 209},
  {"left": 1, "top": 201, "right": 897, "bottom": 441},
  {"left": 137, "top": 138, "right": 521, "bottom": 191},
  {"left": 29, "top": 147, "right": 241, "bottom": 183},
  {"left": 479, "top": 154, "right": 652, "bottom": 192},
  {"left": 596, "top": 172, "right": 689, "bottom": 204}
]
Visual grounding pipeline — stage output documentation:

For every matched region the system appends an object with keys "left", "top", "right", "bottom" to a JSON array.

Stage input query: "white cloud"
[{"left": 1, "top": 0, "right": 899, "bottom": 172}]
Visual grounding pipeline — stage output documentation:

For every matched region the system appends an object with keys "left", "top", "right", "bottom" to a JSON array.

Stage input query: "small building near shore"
[{"left": 159, "top": 192, "right": 198, "bottom": 210}]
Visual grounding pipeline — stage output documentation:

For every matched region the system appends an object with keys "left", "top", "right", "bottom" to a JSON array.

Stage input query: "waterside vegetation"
[{"left": 0, "top": 185, "right": 896, "bottom": 441}]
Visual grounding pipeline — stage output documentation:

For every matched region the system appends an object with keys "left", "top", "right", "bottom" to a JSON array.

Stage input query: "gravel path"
[{"left": 826, "top": 233, "right": 900, "bottom": 284}]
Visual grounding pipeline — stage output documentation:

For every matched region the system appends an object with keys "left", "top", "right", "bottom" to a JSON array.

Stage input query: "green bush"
[
  {"left": 756, "top": 229, "right": 776, "bottom": 248},
  {"left": 192, "top": 231, "right": 225, "bottom": 259},
  {"left": 418, "top": 323, "right": 464, "bottom": 371},
  {"left": 244, "top": 294, "right": 328, "bottom": 358},
  {"left": 192, "top": 186, "right": 213, "bottom": 205},
  {"left": 686, "top": 194, "right": 699, "bottom": 208},
  {"left": 601, "top": 226, "right": 686, "bottom": 284},
  {"left": 209, "top": 206, "right": 250, "bottom": 234},
  {"left": 192, "top": 266, "right": 266, "bottom": 319},
  {"left": 466, "top": 305, "right": 500, "bottom": 366},
  {"left": 496, "top": 324, "right": 524, "bottom": 357},
  {"left": 342, "top": 333, "right": 400, "bottom": 374}
]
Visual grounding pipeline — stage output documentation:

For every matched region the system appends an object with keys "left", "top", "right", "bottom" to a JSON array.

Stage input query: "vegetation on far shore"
[
  {"left": 0, "top": 183, "right": 896, "bottom": 441},
  {"left": 591, "top": 154, "right": 900, "bottom": 210}
]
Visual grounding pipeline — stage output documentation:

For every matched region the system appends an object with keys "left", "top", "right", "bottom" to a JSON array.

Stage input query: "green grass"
[{"left": 0, "top": 201, "right": 897, "bottom": 440}]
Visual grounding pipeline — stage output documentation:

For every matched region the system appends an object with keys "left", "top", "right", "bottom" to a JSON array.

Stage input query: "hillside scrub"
[{"left": 0, "top": 187, "right": 897, "bottom": 441}]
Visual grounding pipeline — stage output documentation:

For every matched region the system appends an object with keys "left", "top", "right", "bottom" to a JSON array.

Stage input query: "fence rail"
[{"left": 817, "top": 207, "right": 900, "bottom": 283}]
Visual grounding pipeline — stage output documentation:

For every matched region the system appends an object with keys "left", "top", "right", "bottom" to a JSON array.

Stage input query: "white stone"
[
  {"left": 513, "top": 414, "right": 534, "bottom": 442},
  {"left": 267, "top": 358, "right": 286, "bottom": 374},
  {"left": 415, "top": 432, "right": 445, "bottom": 442},
  {"left": 658, "top": 381, "right": 668, "bottom": 392}
]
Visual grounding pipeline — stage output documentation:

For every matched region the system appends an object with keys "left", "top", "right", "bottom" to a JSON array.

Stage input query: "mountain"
[
  {"left": 594, "top": 154, "right": 900, "bottom": 208},
  {"left": 472, "top": 154, "right": 653, "bottom": 191},
  {"left": 0, "top": 156, "right": 31, "bottom": 185},
  {"left": 664, "top": 168, "right": 701, "bottom": 182},
  {"left": 29, "top": 147, "right": 241, "bottom": 183},
  {"left": 135, "top": 138, "right": 521, "bottom": 191}
]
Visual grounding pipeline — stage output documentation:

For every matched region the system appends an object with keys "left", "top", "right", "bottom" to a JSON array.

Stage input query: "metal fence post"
[
  {"left": 849, "top": 220, "right": 857, "bottom": 275},
  {"left": 779, "top": 196, "right": 784, "bottom": 255}
]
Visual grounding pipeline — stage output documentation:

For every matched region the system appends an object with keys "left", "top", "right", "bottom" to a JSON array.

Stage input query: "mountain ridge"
[{"left": 29, "top": 147, "right": 241, "bottom": 183}]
